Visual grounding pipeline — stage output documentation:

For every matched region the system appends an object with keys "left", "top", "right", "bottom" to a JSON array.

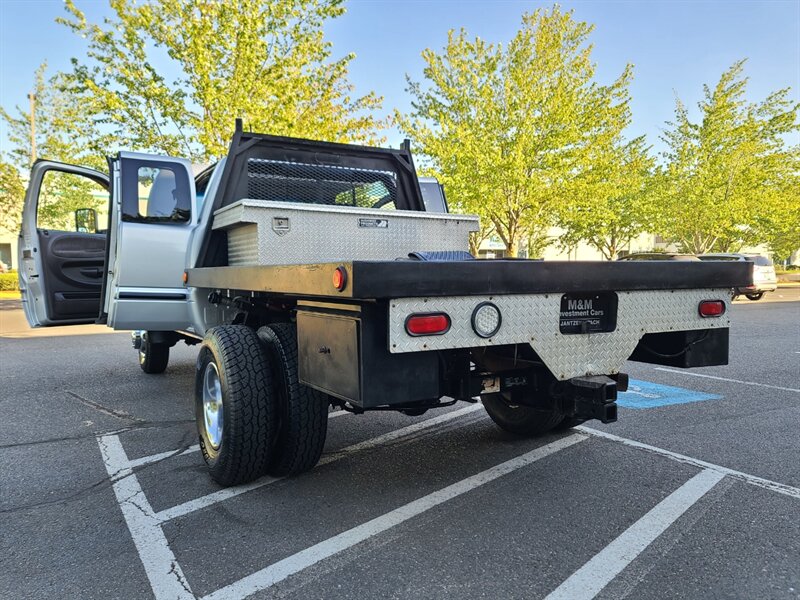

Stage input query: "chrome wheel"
[{"left": 202, "top": 362, "right": 224, "bottom": 449}]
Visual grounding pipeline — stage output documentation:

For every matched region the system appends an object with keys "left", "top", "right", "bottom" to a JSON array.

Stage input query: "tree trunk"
[
  {"left": 506, "top": 237, "right": 518, "bottom": 258},
  {"left": 468, "top": 232, "right": 481, "bottom": 257}
]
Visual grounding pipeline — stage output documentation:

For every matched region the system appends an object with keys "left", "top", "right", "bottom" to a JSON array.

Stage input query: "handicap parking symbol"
[{"left": 617, "top": 379, "right": 721, "bottom": 409}]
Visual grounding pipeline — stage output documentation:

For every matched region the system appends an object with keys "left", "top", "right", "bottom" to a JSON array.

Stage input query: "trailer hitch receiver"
[{"left": 570, "top": 375, "right": 618, "bottom": 424}]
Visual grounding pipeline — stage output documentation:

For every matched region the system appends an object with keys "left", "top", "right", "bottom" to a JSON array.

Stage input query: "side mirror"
[{"left": 75, "top": 208, "right": 98, "bottom": 234}]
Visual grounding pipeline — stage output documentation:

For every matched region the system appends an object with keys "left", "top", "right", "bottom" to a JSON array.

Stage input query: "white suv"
[{"left": 697, "top": 254, "right": 778, "bottom": 301}]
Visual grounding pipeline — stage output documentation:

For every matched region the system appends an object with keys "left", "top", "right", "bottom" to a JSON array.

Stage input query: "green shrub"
[{"left": 0, "top": 272, "right": 19, "bottom": 291}]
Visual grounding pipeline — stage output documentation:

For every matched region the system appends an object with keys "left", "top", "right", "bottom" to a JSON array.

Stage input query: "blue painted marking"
[{"left": 617, "top": 379, "right": 721, "bottom": 409}]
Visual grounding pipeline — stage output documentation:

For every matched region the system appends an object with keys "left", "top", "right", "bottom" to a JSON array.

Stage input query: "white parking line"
[
  {"left": 97, "top": 435, "right": 195, "bottom": 599},
  {"left": 155, "top": 404, "right": 484, "bottom": 523},
  {"left": 654, "top": 367, "right": 800, "bottom": 393},
  {"left": 203, "top": 433, "right": 587, "bottom": 600},
  {"left": 579, "top": 426, "right": 800, "bottom": 500},
  {"left": 100, "top": 397, "right": 800, "bottom": 600},
  {"left": 544, "top": 469, "right": 724, "bottom": 600},
  {"left": 100, "top": 403, "right": 483, "bottom": 600},
  {"left": 127, "top": 445, "right": 200, "bottom": 469}
]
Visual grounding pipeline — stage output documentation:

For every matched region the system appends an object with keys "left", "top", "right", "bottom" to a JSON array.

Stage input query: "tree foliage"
[
  {"left": 558, "top": 136, "right": 656, "bottom": 259},
  {"left": 0, "top": 64, "right": 107, "bottom": 232},
  {"left": 0, "top": 159, "right": 26, "bottom": 233},
  {"left": 656, "top": 60, "right": 799, "bottom": 255},
  {"left": 396, "top": 7, "right": 633, "bottom": 256},
  {"left": 0, "top": 64, "right": 103, "bottom": 170},
  {"left": 58, "top": 0, "right": 384, "bottom": 161}
]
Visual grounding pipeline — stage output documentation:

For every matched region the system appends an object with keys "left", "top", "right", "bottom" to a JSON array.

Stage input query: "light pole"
[{"left": 27, "top": 92, "right": 36, "bottom": 165}]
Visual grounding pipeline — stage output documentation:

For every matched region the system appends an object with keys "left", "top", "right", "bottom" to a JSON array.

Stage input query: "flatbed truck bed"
[{"left": 186, "top": 259, "right": 750, "bottom": 298}]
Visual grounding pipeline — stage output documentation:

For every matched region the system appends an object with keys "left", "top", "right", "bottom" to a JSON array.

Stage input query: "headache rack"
[
  {"left": 196, "top": 120, "right": 426, "bottom": 267},
  {"left": 245, "top": 158, "right": 399, "bottom": 209}
]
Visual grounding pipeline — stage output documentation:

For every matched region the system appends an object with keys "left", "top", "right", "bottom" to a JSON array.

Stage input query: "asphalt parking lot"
[{"left": 1, "top": 289, "right": 798, "bottom": 600}]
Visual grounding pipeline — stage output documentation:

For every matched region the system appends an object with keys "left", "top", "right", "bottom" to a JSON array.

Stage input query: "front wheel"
[
  {"left": 139, "top": 332, "right": 169, "bottom": 374},
  {"left": 482, "top": 393, "right": 564, "bottom": 436},
  {"left": 195, "top": 325, "right": 277, "bottom": 486},
  {"left": 745, "top": 292, "right": 764, "bottom": 301}
]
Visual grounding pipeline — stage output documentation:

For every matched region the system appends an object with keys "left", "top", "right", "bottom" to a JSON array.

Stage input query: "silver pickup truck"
[{"left": 19, "top": 121, "right": 750, "bottom": 487}]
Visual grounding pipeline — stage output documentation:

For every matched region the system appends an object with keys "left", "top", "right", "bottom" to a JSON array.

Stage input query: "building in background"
[{"left": 0, "top": 224, "right": 18, "bottom": 271}]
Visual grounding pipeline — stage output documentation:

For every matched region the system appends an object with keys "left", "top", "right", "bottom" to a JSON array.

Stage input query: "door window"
[
  {"left": 37, "top": 170, "right": 107, "bottom": 231},
  {"left": 122, "top": 163, "right": 191, "bottom": 223}
]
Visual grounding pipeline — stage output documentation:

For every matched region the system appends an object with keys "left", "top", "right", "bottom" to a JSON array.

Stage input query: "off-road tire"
[
  {"left": 139, "top": 333, "right": 169, "bottom": 374},
  {"left": 258, "top": 323, "right": 329, "bottom": 477},
  {"left": 482, "top": 393, "right": 564, "bottom": 436},
  {"left": 196, "top": 325, "right": 276, "bottom": 486},
  {"left": 745, "top": 292, "right": 764, "bottom": 301}
]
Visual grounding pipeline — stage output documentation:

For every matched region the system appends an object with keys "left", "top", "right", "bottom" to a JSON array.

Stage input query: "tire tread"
[
  {"left": 197, "top": 325, "right": 275, "bottom": 486},
  {"left": 259, "top": 323, "right": 328, "bottom": 477},
  {"left": 140, "top": 334, "right": 169, "bottom": 374}
]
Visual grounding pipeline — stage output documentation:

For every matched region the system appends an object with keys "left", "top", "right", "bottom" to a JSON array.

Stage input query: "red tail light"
[
  {"left": 698, "top": 300, "right": 725, "bottom": 317},
  {"left": 332, "top": 266, "right": 347, "bottom": 291},
  {"left": 405, "top": 313, "right": 451, "bottom": 336}
]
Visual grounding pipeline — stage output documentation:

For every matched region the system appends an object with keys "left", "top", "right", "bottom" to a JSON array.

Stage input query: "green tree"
[
  {"left": 656, "top": 60, "right": 799, "bottom": 255},
  {"left": 0, "top": 160, "right": 26, "bottom": 234},
  {"left": 1, "top": 63, "right": 103, "bottom": 170},
  {"left": 558, "top": 136, "right": 656, "bottom": 260},
  {"left": 58, "top": 0, "right": 384, "bottom": 161},
  {"left": 396, "top": 7, "right": 632, "bottom": 256},
  {"left": 1, "top": 65, "right": 107, "bottom": 231},
  {"left": 757, "top": 171, "right": 800, "bottom": 263}
]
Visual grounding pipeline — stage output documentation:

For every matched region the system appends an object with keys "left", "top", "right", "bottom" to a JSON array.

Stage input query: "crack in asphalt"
[
  {"left": 0, "top": 436, "right": 199, "bottom": 515},
  {"left": 0, "top": 419, "right": 194, "bottom": 451},
  {"left": 168, "top": 561, "right": 195, "bottom": 597},
  {"left": 65, "top": 390, "right": 148, "bottom": 423}
]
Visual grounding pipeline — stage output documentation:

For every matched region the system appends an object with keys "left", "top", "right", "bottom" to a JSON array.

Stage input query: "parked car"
[
  {"left": 697, "top": 254, "right": 778, "bottom": 300},
  {"left": 617, "top": 253, "right": 700, "bottom": 261}
]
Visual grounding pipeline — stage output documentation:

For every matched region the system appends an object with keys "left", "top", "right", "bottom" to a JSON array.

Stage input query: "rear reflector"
[
  {"left": 405, "top": 313, "right": 451, "bottom": 336},
  {"left": 698, "top": 300, "right": 726, "bottom": 317}
]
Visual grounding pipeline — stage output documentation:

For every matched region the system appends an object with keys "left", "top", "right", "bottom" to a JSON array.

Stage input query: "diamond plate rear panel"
[
  {"left": 389, "top": 290, "right": 730, "bottom": 380},
  {"left": 213, "top": 200, "right": 479, "bottom": 266},
  {"left": 226, "top": 224, "right": 259, "bottom": 266}
]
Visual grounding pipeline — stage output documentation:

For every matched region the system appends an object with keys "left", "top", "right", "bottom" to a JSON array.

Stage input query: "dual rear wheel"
[
  {"left": 482, "top": 392, "right": 570, "bottom": 436},
  {"left": 196, "top": 324, "right": 578, "bottom": 485},
  {"left": 195, "top": 323, "right": 329, "bottom": 487}
]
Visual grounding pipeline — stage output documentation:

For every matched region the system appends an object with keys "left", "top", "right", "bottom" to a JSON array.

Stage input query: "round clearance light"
[{"left": 471, "top": 302, "right": 502, "bottom": 338}]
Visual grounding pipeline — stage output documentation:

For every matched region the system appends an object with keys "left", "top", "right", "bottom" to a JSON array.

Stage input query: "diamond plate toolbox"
[
  {"left": 213, "top": 200, "right": 480, "bottom": 266},
  {"left": 389, "top": 290, "right": 731, "bottom": 380}
]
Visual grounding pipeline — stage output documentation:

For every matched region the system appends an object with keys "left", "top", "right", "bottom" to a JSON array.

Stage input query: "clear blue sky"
[{"left": 1, "top": 0, "right": 798, "bottom": 157}]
